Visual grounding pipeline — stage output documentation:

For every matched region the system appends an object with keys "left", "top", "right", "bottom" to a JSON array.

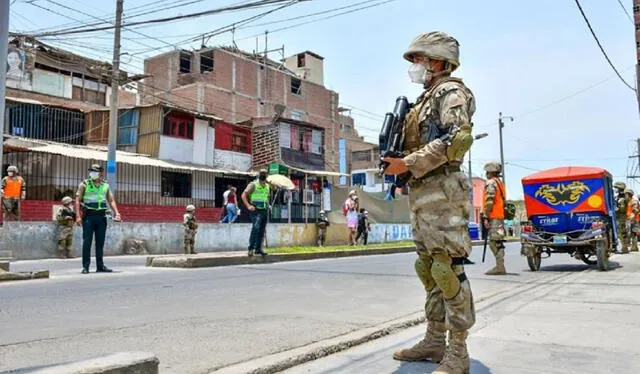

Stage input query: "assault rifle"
[
  {"left": 481, "top": 216, "right": 489, "bottom": 263},
  {"left": 379, "top": 96, "right": 412, "bottom": 198},
  {"left": 60, "top": 209, "right": 77, "bottom": 221}
]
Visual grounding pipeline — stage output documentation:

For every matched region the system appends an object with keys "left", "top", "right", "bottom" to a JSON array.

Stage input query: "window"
[
  {"left": 118, "top": 109, "right": 139, "bottom": 145},
  {"left": 179, "top": 51, "right": 192, "bottom": 73},
  {"left": 291, "top": 77, "right": 302, "bottom": 95},
  {"left": 232, "top": 131, "right": 248, "bottom": 153},
  {"left": 297, "top": 53, "right": 306, "bottom": 67},
  {"left": 352, "top": 150, "right": 372, "bottom": 162},
  {"left": 161, "top": 171, "right": 192, "bottom": 198},
  {"left": 352, "top": 173, "right": 366, "bottom": 186},
  {"left": 200, "top": 50, "right": 214, "bottom": 73},
  {"left": 280, "top": 123, "right": 291, "bottom": 148},
  {"left": 311, "top": 130, "right": 322, "bottom": 154},
  {"left": 163, "top": 114, "right": 194, "bottom": 139}
]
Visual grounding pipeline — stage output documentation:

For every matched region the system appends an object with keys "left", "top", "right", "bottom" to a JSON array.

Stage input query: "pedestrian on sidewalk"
[
  {"left": 183, "top": 205, "right": 198, "bottom": 254},
  {"left": 344, "top": 190, "right": 359, "bottom": 245},
  {"left": 220, "top": 186, "right": 239, "bottom": 223},
  {"left": 483, "top": 162, "right": 508, "bottom": 275},
  {"left": 383, "top": 31, "right": 476, "bottom": 373},
  {"left": 355, "top": 209, "right": 371, "bottom": 245},
  {"left": 317, "top": 210, "right": 330, "bottom": 247},
  {"left": 1, "top": 165, "right": 26, "bottom": 222},
  {"left": 56, "top": 196, "right": 76, "bottom": 259},
  {"left": 75, "top": 164, "right": 121, "bottom": 274},
  {"left": 242, "top": 169, "right": 270, "bottom": 257}
]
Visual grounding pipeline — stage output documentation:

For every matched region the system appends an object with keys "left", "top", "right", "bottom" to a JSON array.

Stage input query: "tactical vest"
[
  {"left": 403, "top": 77, "right": 475, "bottom": 158},
  {"left": 483, "top": 178, "right": 505, "bottom": 220},
  {"left": 83, "top": 179, "right": 109, "bottom": 211},
  {"left": 250, "top": 182, "right": 270, "bottom": 209},
  {"left": 3, "top": 176, "right": 24, "bottom": 198}
]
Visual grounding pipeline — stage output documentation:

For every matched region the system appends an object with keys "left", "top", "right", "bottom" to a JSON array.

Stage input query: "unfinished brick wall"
[{"left": 251, "top": 124, "right": 280, "bottom": 170}]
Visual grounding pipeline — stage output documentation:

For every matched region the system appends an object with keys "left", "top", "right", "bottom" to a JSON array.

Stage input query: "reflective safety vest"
[
  {"left": 83, "top": 179, "right": 109, "bottom": 211},
  {"left": 483, "top": 178, "right": 505, "bottom": 220},
  {"left": 250, "top": 182, "right": 270, "bottom": 209},
  {"left": 2, "top": 176, "right": 24, "bottom": 198}
]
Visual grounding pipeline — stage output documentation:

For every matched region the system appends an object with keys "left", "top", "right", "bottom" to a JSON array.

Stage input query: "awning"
[
  {"left": 283, "top": 163, "right": 349, "bottom": 177},
  {"left": 3, "top": 136, "right": 254, "bottom": 176}
]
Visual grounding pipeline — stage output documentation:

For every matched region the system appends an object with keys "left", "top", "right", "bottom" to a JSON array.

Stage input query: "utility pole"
[
  {"left": 634, "top": 0, "right": 640, "bottom": 117},
  {"left": 107, "top": 0, "right": 124, "bottom": 193},
  {"left": 498, "top": 112, "right": 513, "bottom": 187},
  {"left": 0, "top": 1, "right": 10, "bottom": 170}
]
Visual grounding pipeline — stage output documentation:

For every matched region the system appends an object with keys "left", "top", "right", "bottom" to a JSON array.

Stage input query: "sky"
[{"left": 7, "top": 0, "right": 640, "bottom": 199}]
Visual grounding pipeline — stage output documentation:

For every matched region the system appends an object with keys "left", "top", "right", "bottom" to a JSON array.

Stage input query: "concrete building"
[{"left": 140, "top": 46, "right": 341, "bottom": 173}]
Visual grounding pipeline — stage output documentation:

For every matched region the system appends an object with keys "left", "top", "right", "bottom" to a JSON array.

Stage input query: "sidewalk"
[{"left": 280, "top": 252, "right": 640, "bottom": 374}]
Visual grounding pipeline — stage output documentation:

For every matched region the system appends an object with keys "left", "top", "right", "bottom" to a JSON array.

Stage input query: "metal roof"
[{"left": 3, "top": 137, "right": 254, "bottom": 176}]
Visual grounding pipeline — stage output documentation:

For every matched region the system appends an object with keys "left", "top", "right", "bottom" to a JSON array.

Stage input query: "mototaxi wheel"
[{"left": 526, "top": 247, "right": 542, "bottom": 272}]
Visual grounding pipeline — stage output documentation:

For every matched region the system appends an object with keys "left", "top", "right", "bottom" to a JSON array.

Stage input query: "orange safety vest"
[
  {"left": 628, "top": 197, "right": 640, "bottom": 221},
  {"left": 2, "top": 176, "right": 24, "bottom": 198},
  {"left": 483, "top": 178, "right": 505, "bottom": 220}
]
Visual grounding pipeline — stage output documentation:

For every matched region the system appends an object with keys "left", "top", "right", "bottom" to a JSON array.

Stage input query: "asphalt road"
[{"left": 1, "top": 243, "right": 588, "bottom": 373}]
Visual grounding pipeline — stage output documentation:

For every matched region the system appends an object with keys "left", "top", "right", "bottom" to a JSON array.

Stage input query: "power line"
[
  {"left": 28, "top": 0, "right": 297, "bottom": 37},
  {"left": 615, "top": 0, "right": 634, "bottom": 24},
  {"left": 573, "top": 0, "right": 636, "bottom": 92}
]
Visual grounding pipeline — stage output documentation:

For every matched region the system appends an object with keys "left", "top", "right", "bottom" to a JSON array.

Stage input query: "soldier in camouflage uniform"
[
  {"left": 625, "top": 188, "right": 639, "bottom": 252},
  {"left": 383, "top": 31, "right": 475, "bottom": 374},
  {"left": 614, "top": 181, "right": 629, "bottom": 254},
  {"left": 1, "top": 165, "right": 26, "bottom": 222},
  {"left": 183, "top": 205, "right": 198, "bottom": 255},
  {"left": 482, "top": 162, "right": 507, "bottom": 275},
  {"left": 56, "top": 196, "right": 76, "bottom": 258}
]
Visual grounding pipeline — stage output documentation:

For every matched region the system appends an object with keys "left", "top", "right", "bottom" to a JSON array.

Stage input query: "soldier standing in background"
[
  {"left": 614, "top": 181, "right": 629, "bottom": 254},
  {"left": 183, "top": 205, "right": 198, "bottom": 255},
  {"left": 1, "top": 165, "right": 26, "bottom": 222},
  {"left": 316, "top": 210, "right": 330, "bottom": 247},
  {"left": 482, "top": 162, "right": 507, "bottom": 275},
  {"left": 56, "top": 196, "right": 76, "bottom": 259},
  {"left": 383, "top": 31, "right": 476, "bottom": 374},
  {"left": 626, "top": 188, "right": 639, "bottom": 252}
]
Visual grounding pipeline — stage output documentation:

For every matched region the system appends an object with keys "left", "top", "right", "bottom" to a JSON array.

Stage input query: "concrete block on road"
[
  {"left": 0, "top": 269, "right": 49, "bottom": 282},
  {"left": 8, "top": 352, "right": 159, "bottom": 374},
  {"left": 147, "top": 246, "right": 418, "bottom": 268},
  {"left": 0, "top": 260, "right": 9, "bottom": 271}
]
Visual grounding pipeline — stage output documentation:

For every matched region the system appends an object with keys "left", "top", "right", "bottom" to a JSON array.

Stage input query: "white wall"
[
  {"left": 213, "top": 149, "right": 252, "bottom": 172},
  {"left": 205, "top": 127, "right": 215, "bottom": 167},
  {"left": 159, "top": 136, "right": 194, "bottom": 163},
  {"left": 192, "top": 119, "right": 209, "bottom": 165}
]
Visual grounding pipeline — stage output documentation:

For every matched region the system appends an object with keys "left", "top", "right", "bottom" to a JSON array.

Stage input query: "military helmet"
[
  {"left": 186, "top": 204, "right": 196, "bottom": 212},
  {"left": 625, "top": 188, "right": 634, "bottom": 196},
  {"left": 484, "top": 162, "right": 502, "bottom": 173},
  {"left": 614, "top": 181, "right": 627, "bottom": 190},
  {"left": 319, "top": 210, "right": 325, "bottom": 215},
  {"left": 403, "top": 31, "right": 460, "bottom": 70},
  {"left": 61, "top": 196, "right": 73, "bottom": 205},
  {"left": 7, "top": 165, "right": 18, "bottom": 173}
]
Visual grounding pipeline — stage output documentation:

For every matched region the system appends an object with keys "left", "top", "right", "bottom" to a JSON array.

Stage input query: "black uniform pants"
[
  {"left": 356, "top": 228, "right": 368, "bottom": 245},
  {"left": 82, "top": 213, "right": 107, "bottom": 270}
]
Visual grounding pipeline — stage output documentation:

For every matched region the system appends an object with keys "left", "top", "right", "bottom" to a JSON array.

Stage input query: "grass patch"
[{"left": 266, "top": 241, "right": 415, "bottom": 254}]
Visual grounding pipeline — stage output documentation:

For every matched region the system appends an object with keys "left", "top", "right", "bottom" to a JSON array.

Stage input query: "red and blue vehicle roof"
[{"left": 521, "top": 167, "right": 616, "bottom": 234}]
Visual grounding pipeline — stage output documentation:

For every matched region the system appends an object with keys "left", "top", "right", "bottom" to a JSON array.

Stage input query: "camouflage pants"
[
  {"left": 409, "top": 172, "right": 475, "bottom": 332},
  {"left": 2, "top": 198, "right": 20, "bottom": 220},
  {"left": 58, "top": 225, "right": 73, "bottom": 256},
  {"left": 616, "top": 217, "right": 629, "bottom": 251},
  {"left": 630, "top": 221, "right": 638, "bottom": 251},
  {"left": 184, "top": 231, "right": 196, "bottom": 254},
  {"left": 317, "top": 227, "right": 327, "bottom": 246},
  {"left": 488, "top": 219, "right": 506, "bottom": 261}
]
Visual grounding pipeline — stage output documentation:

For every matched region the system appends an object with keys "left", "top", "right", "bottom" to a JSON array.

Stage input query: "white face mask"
[
  {"left": 407, "top": 63, "right": 433, "bottom": 85},
  {"left": 89, "top": 171, "right": 100, "bottom": 180},
  {"left": 7, "top": 172, "right": 14, "bottom": 177}
]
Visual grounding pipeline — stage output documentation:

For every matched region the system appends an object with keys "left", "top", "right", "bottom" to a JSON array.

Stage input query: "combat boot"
[
  {"left": 484, "top": 259, "right": 506, "bottom": 275},
  {"left": 393, "top": 321, "right": 445, "bottom": 362},
  {"left": 433, "top": 330, "right": 470, "bottom": 374}
]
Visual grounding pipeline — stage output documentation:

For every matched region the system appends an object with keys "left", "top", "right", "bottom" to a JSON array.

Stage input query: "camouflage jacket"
[
  {"left": 56, "top": 206, "right": 76, "bottom": 227},
  {"left": 616, "top": 194, "right": 629, "bottom": 218},
  {"left": 402, "top": 77, "right": 476, "bottom": 179},
  {"left": 183, "top": 213, "right": 198, "bottom": 231},
  {"left": 317, "top": 216, "right": 330, "bottom": 229}
]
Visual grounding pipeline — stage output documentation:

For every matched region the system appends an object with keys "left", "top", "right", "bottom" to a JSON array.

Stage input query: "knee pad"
[
  {"left": 414, "top": 257, "right": 436, "bottom": 291},
  {"left": 431, "top": 253, "right": 460, "bottom": 299}
]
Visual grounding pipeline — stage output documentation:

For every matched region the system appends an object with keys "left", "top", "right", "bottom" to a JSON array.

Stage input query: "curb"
[
  {"left": 7, "top": 352, "right": 159, "bottom": 373},
  {"left": 146, "top": 246, "right": 418, "bottom": 268},
  {"left": 0, "top": 270, "right": 49, "bottom": 282},
  {"left": 208, "top": 313, "right": 426, "bottom": 374}
]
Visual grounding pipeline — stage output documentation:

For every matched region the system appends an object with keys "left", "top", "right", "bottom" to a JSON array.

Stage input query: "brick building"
[{"left": 140, "top": 48, "right": 341, "bottom": 173}]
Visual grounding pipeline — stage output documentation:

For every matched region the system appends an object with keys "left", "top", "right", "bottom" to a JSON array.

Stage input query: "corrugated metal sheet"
[
  {"left": 5, "top": 101, "right": 85, "bottom": 145},
  {"left": 137, "top": 105, "right": 162, "bottom": 157},
  {"left": 4, "top": 137, "right": 254, "bottom": 176}
]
